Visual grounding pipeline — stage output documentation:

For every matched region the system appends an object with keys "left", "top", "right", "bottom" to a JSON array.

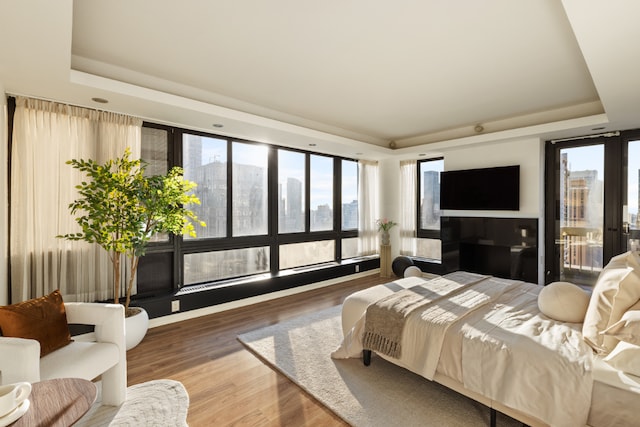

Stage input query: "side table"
[
  {"left": 11, "top": 378, "right": 96, "bottom": 427},
  {"left": 380, "top": 244, "right": 391, "bottom": 278}
]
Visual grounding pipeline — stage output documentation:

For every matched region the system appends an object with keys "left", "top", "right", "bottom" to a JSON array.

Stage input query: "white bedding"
[
  {"left": 332, "top": 273, "right": 596, "bottom": 427},
  {"left": 459, "top": 281, "right": 593, "bottom": 426}
]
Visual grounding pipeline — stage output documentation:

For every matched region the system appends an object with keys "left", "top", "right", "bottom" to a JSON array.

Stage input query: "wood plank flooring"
[{"left": 127, "top": 273, "right": 390, "bottom": 426}]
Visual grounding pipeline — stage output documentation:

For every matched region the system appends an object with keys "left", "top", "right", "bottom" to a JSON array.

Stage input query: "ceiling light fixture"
[
  {"left": 474, "top": 124, "right": 484, "bottom": 133},
  {"left": 309, "top": 143, "right": 317, "bottom": 147},
  {"left": 91, "top": 97, "right": 108, "bottom": 104},
  {"left": 213, "top": 123, "right": 223, "bottom": 128}
]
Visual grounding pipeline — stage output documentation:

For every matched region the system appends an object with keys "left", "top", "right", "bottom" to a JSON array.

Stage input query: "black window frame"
[
  {"left": 416, "top": 157, "right": 444, "bottom": 240},
  {"left": 139, "top": 122, "right": 360, "bottom": 291}
]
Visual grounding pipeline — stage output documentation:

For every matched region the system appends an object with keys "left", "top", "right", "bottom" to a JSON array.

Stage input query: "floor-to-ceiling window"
[
  {"left": 545, "top": 129, "right": 640, "bottom": 286},
  {"left": 416, "top": 158, "right": 444, "bottom": 261},
  {"left": 137, "top": 123, "right": 364, "bottom": 299}
]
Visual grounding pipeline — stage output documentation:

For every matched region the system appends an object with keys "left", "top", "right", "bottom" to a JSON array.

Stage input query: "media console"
[{"left": 441, "top": 216, "right": 538, "bottom": 284}]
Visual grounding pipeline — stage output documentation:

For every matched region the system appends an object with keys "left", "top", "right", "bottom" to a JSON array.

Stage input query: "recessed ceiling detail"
[
  {"left": 2, "top": 1, "right": 639, "bottom": 159},
  {"left": 69, "top": 0, "right": 603, "bottom": 147}
]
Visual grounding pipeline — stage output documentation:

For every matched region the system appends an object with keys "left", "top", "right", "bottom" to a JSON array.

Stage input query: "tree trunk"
[
  {"left": 124, "top": 255, "right": 139, "bottom": 311},
  {"left": 113, "top": 251, "right": 121, "bottom": 305}
]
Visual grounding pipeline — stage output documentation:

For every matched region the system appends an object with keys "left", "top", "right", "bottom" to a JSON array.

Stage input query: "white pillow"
[
  {"left": 583, "top": 251, "right": 640, "bottom": 354},
  {"left": 404, "top": 266, "right": 423, "bottom": 278},
  {"left": 603, "top": 341, "right": 640, "bottom": 377},
  {"left": 537, "top": 281, "right": 590, "bottom": 323},
  {"left": 601, "top": 299, "right": 640, "bottom": 345}
]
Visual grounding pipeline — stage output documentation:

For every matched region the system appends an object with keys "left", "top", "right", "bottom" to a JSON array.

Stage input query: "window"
[
  {"left": 141, "top": 126, "right": 169, "bottom": 176},
  {"left": 310, "top": 155, "right": 333, "bottom": 231},
  {"left": 418, "top": 159, "right": 443, "bottom": 232},
  {"left": 278, "top": 149, "right": 305, "bottom": 233},
  {"left": 184, "top": 247, "right": 270, "bottom": 284},
  {"left": 140, "top": 124, "right": 361, "bottom": 293},
  {"left": 279, "top": 240, "right": 335, "bottom": 270},
  {"left": 232, "top": 142, "right": 269, "bottom": 237},
  {"left": 341, "top": 160, "right": 358, "bottom": 230},
  {"left": 416, "top": 158, "right": 444, "bottom": 261},
  {"left": 183, "top": 133, "right": 227, "bottom": 239},
  {"left": 142, "top": 126, "right": 171, "bottom": 243}
]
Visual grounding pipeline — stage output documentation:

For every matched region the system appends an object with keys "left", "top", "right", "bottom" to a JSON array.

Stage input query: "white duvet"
[{"left": 332, "top": 274, "right": 594, "bottom": 427}]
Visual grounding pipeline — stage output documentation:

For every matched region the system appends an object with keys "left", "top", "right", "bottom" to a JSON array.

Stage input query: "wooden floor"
[{"left": 127, "top": 272, "right": 390, "bottom": 426}]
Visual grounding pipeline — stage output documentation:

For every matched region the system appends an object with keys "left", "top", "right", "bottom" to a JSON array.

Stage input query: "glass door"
[
  {"left": 546, "top": 130, "right": 640, "bottom": 287},
  {"left": 556, "top": 144, "right": 605, "bottom": 286},
  {"left": 625, "top": 139, "right": 640, "bottom": 251}
]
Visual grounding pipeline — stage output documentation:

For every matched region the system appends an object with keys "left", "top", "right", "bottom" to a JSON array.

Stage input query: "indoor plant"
[
  {"left": 376, "top": 218, "right": 397, "bottom": 245},
  {"left": 59, "top": 148, "right": 204, "bottom": 347}
]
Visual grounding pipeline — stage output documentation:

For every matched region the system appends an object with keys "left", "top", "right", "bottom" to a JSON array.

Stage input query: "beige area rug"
[
  {"left": 76, "top": 379, "right": 189, "bottom": 426},
  {"left": 238, "top": 305, "right": 521, "bottom": 427}
]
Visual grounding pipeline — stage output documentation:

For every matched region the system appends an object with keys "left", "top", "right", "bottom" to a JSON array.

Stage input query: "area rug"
[
  {"left": 75, "top": 379, "right": 189, "bottom": 426},
  {"left": 238, "top": 305, "right": 521, "bottom": 427}
]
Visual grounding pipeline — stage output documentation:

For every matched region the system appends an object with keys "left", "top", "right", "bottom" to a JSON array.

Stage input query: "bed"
[{"left": 332, "top": 255, "right": 640, "bottom": 427}]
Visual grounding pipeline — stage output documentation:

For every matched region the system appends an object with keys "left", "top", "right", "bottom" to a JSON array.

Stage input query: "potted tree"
[{"left": 59, "top": 148, "right": 204, "bottom": 349}]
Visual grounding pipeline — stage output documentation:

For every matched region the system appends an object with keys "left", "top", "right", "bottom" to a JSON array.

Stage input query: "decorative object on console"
[
  {"left": 537, "top": 281, "right": 590, "bottom": 323},
  {"left": 376, "top": 218, "right": 397, "bottom": 246},
  {"left": 392, "top": 256, "right": 414, "bottom": 277}
]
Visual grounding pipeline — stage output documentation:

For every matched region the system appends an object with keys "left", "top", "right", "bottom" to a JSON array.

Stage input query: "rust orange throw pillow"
[{"left": 0, "top": 290, "right": 72, "bottom": 357}]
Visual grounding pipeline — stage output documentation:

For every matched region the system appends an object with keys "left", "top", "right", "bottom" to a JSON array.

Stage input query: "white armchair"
[{"left": 0, "top": 302, "right": 127, "bottom": 406}]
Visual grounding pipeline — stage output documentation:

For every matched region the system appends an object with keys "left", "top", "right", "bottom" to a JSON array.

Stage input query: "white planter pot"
[{"left": 125, "top": 307, "right": 149, "bottom": 351}]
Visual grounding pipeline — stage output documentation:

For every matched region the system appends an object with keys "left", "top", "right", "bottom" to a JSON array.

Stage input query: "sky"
[
  {"left": 195, "top": 137, "right": 357, "bottom": 210},
  {"left": 563, "top": 142, "right": 640, "bottom": 216}
]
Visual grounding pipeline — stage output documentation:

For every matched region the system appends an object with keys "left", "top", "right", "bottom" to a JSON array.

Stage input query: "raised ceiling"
[{"left": 1, "top": 1, "right": 639, "bottom": 159}]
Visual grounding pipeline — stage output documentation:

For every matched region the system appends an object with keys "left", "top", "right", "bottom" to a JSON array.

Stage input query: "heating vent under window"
[{"left": 291, "top": 262, "right": 338, "bottom": 272}]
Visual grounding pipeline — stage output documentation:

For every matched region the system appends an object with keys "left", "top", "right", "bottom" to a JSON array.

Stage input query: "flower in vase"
[{"left": 376, "top": 218, "right": 398, "bottom": 232}]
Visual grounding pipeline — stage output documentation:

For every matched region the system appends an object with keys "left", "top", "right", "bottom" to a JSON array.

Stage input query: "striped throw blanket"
[{"left": 362, "top": 272, "right": 488, "bottom": 359}]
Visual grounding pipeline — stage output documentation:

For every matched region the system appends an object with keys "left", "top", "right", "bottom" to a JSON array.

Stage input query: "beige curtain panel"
[
  {"left": 399, "top": 160, "right": 417, "bottom": 256},
  {"left": 10, "top": 97, "right": 142, "bottom": 303},
  {"left": 358, "top": 159, "right": 379, "bottom": 256}
]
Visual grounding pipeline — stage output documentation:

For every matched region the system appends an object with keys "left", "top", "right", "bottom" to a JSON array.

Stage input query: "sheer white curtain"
[
  {"left": 10, "top": 97, "right": 142, "bottom": 303},
  {"left": 399, "top": 160, "right": 417, "bottom": 256},
  {"left": 358, "top": 160, "right": 379, "bottom": 256}
]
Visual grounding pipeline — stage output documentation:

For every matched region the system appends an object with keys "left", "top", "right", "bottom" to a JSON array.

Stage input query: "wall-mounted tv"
[{"left": 440, "top": 165, "right": 520, "bottom": 211}]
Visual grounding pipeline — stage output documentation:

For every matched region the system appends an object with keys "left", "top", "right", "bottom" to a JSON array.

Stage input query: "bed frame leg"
[
  {"left": 363, "top": 350, "right": 371, "bottom": 366},
  {"left": 490, "top": 408, "right": 496, "bottom": 427}
]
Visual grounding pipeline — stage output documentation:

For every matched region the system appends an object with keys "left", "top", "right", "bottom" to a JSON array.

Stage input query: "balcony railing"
[{"left": 558, "top": 226, "right": 603, "bottom": 284}]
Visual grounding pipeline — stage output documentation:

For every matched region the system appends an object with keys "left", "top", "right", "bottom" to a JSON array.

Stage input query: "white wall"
[
  {"left": 380, "top": 137, "right": 546, "bottom": 283},
  {"left": 379, "top": 158, "right": 401, "bottom": 257},
  {"left": 1, "top": 88, "right": 8, "bottom": 304},
  {"left": 443, "top": 137, "right": 543, "bottom": 218}
]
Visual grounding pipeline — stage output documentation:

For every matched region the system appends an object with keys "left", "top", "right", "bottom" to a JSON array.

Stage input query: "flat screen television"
[{"left": 440, "top": 165, "right": 519, "bottom": 210}]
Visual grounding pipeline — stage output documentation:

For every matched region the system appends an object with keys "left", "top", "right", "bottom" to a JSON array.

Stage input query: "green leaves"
[{"left": 58, "top": 148, "right": 205, "bottom": 307}]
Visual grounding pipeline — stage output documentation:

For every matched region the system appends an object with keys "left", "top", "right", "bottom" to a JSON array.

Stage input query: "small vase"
[{"left": 381, "top": 230, "right": 390, "bottom": 245}]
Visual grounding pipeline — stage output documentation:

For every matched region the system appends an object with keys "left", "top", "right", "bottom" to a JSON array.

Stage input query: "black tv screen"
[{"left": 440, "top": 165, "right": 519, "bottom": 210}]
